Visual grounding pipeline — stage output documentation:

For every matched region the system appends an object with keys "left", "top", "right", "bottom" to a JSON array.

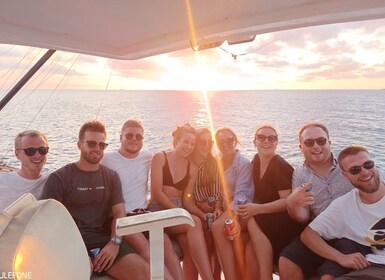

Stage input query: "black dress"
[{"left": 252, "top": 154, "right": 304, "bottom": 263}]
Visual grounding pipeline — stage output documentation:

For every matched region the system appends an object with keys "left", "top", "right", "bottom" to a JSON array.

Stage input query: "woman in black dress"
[{"left": 237, "top": 124, "right": 304, "bottom": 279}]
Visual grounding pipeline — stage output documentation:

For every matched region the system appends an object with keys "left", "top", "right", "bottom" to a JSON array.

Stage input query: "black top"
[
  {"left": 252, "top": 154, "right": 293, "bottom": 203},
  {"left": 162, "top": 151, "right": 190, "bottom": 191}
]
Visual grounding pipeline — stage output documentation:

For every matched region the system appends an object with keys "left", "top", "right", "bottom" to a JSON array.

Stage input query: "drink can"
[
  {"left": 237, "top": 197, "right": 247, "bottom": 205},
  {"left": 301, "top": 183, "right": 312, "bottom": 192},
  {"left": 207, "top": 196, "right": 215, "bottom": 207},
  {"left": 225, "top": 219, "right": 235, "bottom": 240},
  {"left": 90, "top": 248, "right": 101, "bottom": 259},
  {"left": 206, "top": 213, "right": 214, "bottom": 231}
]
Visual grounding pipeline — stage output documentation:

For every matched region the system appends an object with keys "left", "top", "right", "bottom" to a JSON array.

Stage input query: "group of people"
[{"left": 1, "top": 119, "right": 384, "bottom": 280}]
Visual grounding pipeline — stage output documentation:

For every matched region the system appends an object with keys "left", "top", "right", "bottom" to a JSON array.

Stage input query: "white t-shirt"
[
  {"left": 0, "top": 170, "right": 49, "bottom": 210},
  {"left": 310, "top": 188, "right": 385, "bottom": 264},
  {"left": 101, "top": 150, "right": 153, "bottom": 212}
]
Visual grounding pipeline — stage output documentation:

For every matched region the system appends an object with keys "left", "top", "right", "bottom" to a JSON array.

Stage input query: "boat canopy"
[{"left": 1, "top": 0, "right": 385, "bottom": 60}]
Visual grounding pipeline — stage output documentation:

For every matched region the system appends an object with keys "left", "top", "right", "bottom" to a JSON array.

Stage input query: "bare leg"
[
  {"left": 245, "top": 241, "right": 259, "bottom": 280},
  {"left": 164, "top": 233, "right": 183, "bottom": 280},
  {"left": 278, "top": 256, "right": 305, "bottom": 280},
  {"left": 177, "top": 234, "right": 198, "bottom": 280},
  {"left": 247, "top": 218, "right": 273, "bottom": 280},
  {"left": 167, "top": 215, "right": 213, "bottom": 280},
  {"left": 211, "top": 212, "right": 238, "bottom": 280},
  {"left": 107, "top": 253, "right": 150, "bottom": 280}
]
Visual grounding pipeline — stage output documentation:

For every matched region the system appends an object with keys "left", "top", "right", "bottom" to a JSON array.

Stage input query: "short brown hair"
[
  {"left": 298, "top": 122, "right": 329, "bottom": 141},
  {"left": 79, "top": 120, "right": 106, "bottom": 141},
  {"left": 15, "top": 130, "right": 48, "bottom": 149},
  {"left": 338, "top": 145, "right": 369, "bottom": 169},
  {"left": 121, "top": 119, "right": 144, "bottom": 134}
]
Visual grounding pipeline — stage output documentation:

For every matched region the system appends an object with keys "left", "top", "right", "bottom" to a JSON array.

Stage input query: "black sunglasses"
[
  {"left": 347, "top": 160, "right": 375, "bottom": 175},
  {"left": 18, "top": 147, "right": 49, "bottom": 156},
  {"left": 256, "top": 134, "right": 277, "bottom": 143},
  {"left": 303, "top": 137, "right": 328, "bottom": 148},
  {"left": 85, "top": 141, "right": 108, "bottom": 150},
  {"left": 124, "top": 133, "right": 144, "bottom": 141}
]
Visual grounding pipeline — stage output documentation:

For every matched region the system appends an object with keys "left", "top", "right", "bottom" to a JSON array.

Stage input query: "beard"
[
  {"left": 354, "top": 171, "right": 381, "bottom": 194},
  {"left": 81, "top": 150, "right": 103, "bottom": 164}
]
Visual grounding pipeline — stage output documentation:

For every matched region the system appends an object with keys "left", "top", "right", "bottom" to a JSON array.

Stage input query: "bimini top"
[{"left": 1, "top": 0, "right": 385, "bottom": 60}]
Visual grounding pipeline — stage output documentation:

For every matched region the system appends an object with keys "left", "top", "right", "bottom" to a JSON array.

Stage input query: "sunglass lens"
[
  {"left": 348, "top": 166, "right": 361, "bottom": 175},
  {"left": 24, "top": 148, "right": 37, "bottom": 156},
  {"left": 363, "top": 160, "right": 375, "bottom": 170},
  {"left": 267, "top": 136, "right": 277, "bottom": 143},
  {"left": 86, "top": 141, "right": 97, "bottom": 148},
  {"left": 37, "top": 147, "right": 49, "bottom": 155},
  {"left": 304, "top": 139, "right": 315, "bottom": 148},
  {"left": 99, "top": 143, "right": 108, "bottom": 150},
  {"left": 135, "top": 134, "right": 144, "bottom": 141},
  {"left": 125, "top": 133, "right": 134, "bottom": 140},
  {"left": 316, "top": 138, "right": 327, "bottom": 146},
  {"left": 257, "top": 135, "right": 266, "bottom": 142}
]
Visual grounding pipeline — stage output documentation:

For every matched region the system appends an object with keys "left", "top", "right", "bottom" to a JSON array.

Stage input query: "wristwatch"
[{"left": 110, "top": 236, "right": 122, "bottom": 245}]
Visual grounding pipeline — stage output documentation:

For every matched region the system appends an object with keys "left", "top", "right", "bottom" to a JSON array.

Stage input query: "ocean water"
[{"left": 1, "top": 89, "right": 385, "bottom": 171}]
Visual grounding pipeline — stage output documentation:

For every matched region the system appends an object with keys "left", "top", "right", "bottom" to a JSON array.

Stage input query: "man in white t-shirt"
[
  {"left": 301, "top": 145, "right": 385, "bottom": 279},
  {"left": 101, "top": 119, "right": 182, "bottom": 280},
  {"left": 0, "top": 130, "right": 49, "bottom": 210}
]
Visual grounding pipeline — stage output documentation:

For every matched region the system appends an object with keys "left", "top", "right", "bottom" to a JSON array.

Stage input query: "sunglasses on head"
[
  {"left": 303, "top": 137, "right": 328, "bottom": 148},
  {"left": 347, "top": 160, "right": 375, "bottom": 175},
  {"left": 199, "top": 139, "right": 214, "bottom": 147},
  {"left": 256, "top": 134, "right": 277, "bottom": 143},
  {"left": 124, "top": 133, "right": 144, "bottom": 141},
  {"left": 217, "top": 137, "right": 235, "bottom": 146},
  {"left": 18, "top": 147, "right": 49, "bottom": 156},
  {"left": 85, "top": 141, "right": 108, "bottom": 150}
]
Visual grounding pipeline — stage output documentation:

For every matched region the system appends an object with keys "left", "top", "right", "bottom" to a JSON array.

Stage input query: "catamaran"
[{"left": 1, "top": 1, "right": 385, "bottom": 279}]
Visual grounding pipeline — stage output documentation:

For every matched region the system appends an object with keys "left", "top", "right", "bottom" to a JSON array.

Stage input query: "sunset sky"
[{"left": 1, "top": 18, "right": 385, "bottom": 91}]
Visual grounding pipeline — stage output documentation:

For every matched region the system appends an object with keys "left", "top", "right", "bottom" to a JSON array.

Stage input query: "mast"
[{"left": 0, "top": 49, "right": 56, "bottom": 111}]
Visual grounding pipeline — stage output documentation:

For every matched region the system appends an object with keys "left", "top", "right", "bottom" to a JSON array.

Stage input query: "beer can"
[
  {"left": 90, "top": 248, "right": 101, "bottom": 259},
  {"left": 237, "top": 197, "right": 247, "bottom": 205},
  {"left": 225, "top": 219, "right": 235, "bottom": 240},
  {"left": 206, "top": 213, "right": 214, "bottom": 231},
  {"left": 207, "top": 196, "right": 215, "bottom": 207}
]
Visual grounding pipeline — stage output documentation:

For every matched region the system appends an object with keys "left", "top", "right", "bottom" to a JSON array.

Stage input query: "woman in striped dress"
[{"left": 184, "top": 128, "right": 223, "bottom": 280}]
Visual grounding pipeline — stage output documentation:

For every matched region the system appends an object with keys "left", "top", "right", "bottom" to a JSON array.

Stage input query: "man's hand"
[
  {"left": 93, "top": 242, "right": 119, "bottom": 273},
  {"left": 287, "top": 182, "right": 315, "bottom": 208},
  {"left": 336, "top": 252, "right": 370, "bottom": 270}
]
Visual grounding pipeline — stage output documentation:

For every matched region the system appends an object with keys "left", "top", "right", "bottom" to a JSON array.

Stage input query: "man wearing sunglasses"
[
  {"left": 280, "top": 122, "right": 354, "bottom": 279},
  {"left": 0, "top": 130, "right": 49, "bottom": 210},
  {"left": 101, "top": 119, "right": 182, "bottom": 280},
  {"left": 301, "top": 146, "right": 385, "bottom": 279},
  {"left": 41, "top": 120, "right": 150, "bottom": 279}
]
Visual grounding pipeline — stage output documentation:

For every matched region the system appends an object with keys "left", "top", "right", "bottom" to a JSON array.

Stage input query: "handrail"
[{"left": 116, "top": 208, "right": 194, "bottom": 280}]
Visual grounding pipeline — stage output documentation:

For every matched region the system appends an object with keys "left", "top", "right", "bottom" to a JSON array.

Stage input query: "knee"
[
  {"left": 278, "top": 256, "right": 297, "bottom": 274},
  {"left": 191, "top": 215, "right": 202, "bottom": 228}
]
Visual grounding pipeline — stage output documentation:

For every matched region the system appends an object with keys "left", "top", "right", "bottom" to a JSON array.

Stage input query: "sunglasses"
[
  {"left": 347, "top": 160, "right": 375, "bottom": 175},
  {"left": 199, "top": 139, "right": 214, "bottom": 147},
  {"left": 256, "top": 134, "right": 277, "bottom": 143},
  {"left": 303, "top": 137, "right": 328, "bottom": 148},
  {"left": 217, "top": 138, "right": 235, "bottom": 146},
  {"left": 124, "top": 133, "right": 144, "bottom": 141},
  {"left": 18, "top": 147, "right": 49, "bottom": 156},
  {"left": 85, "top": 141, "right": 108, "bottom": 150}
]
